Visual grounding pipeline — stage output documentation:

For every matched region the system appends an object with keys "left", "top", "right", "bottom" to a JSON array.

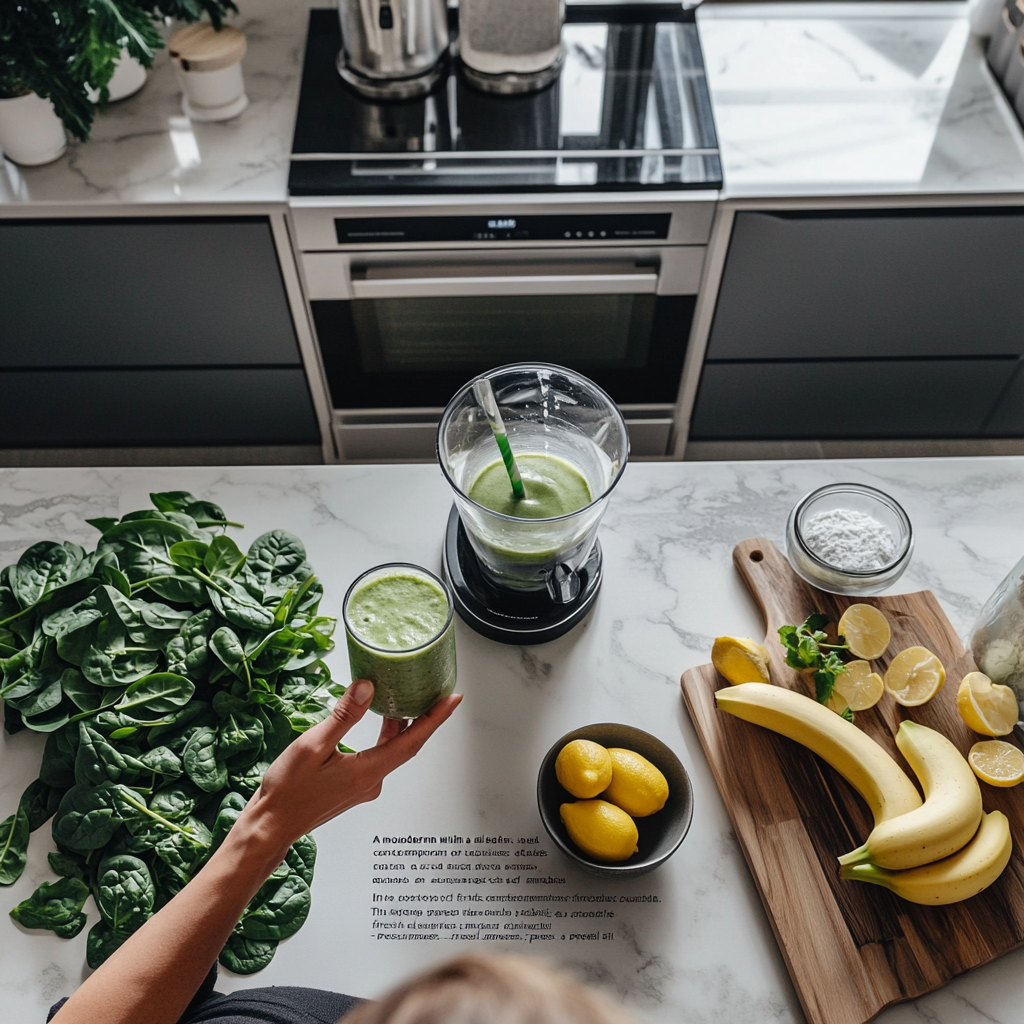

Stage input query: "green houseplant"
[{"left": 0, "top": 0, "right": 238, "bottom": 145}]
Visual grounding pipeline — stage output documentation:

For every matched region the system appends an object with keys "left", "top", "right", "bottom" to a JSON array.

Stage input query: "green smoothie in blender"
[{"left": 468, "top": 453, "right": 592, "bottom": 518}]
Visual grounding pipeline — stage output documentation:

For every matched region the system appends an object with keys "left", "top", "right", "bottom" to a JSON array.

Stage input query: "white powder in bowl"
[{"left": 802, "top": 508, "right": 897, "bottom": 572}]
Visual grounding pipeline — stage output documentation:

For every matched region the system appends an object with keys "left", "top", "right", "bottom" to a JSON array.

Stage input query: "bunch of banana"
[{"left": 716, "top": 684, "right": 1013, "bottom": 904}]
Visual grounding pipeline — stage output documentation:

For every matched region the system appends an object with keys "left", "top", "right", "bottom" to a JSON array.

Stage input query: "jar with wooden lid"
[{"left": 169, "top": 23, "right": 248, "bottom": 121}]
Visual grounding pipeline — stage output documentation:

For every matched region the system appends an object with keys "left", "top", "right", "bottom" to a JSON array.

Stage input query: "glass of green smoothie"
[
  {"left": 437, "top": 363, "right": 629, "bottom": 594},
  {"left": 343, "top": 564, "right": 457, "bottom": 719}
]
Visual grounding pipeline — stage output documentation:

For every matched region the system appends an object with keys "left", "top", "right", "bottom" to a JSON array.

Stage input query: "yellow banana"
[
  {"left": 838, "top": 720, "right": 982, "bottom": 870},
  {"left": 715, "top": 683, "right": 922, "bottom": 824},
  {"left": 840, "top": 810, "right": 1011, "bottom": 905}
]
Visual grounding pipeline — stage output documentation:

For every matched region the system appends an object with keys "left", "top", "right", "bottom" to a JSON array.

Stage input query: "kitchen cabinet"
[
  {"left": 0, "top": 369, "right": 318, "bottom": 448},
  {"left": 0, "top": 217, "right": 321, "bottom": 449},
  {"left": 690, "top": 360, "right": 1017, "bottom": 441},
  {"left": 690, "top": 207, "right": 1024, "bottom": 441}
]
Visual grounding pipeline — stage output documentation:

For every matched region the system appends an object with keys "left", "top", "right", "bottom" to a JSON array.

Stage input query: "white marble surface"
[
  {"left": 2, "top": 459, "right": 1024, "bottom": 1023},
  {"left": 0, "top": 0, "right": 315, "bottom": 205},
  {"left": 7, "top": 0, "right": 1024, "bottom": 207},
  {"left": 699, "top": 1, "right": 1024, "bottom": 198}
]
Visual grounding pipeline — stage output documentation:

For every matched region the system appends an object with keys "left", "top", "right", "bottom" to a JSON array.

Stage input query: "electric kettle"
[{"left": 337, "top": 0, "right": 449, "bottom": 99}]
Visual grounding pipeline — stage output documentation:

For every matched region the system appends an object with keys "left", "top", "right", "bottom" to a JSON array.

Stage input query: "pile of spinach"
[{"left": 0, "top": 492, "right": 341, "bottom": 974}]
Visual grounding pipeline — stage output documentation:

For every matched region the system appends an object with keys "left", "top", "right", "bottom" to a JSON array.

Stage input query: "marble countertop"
[
  {"left": 5, "top": 0, "right": 1024, "bottom": 207},
  {"left": 2, "top": 459, "right": 1024, "bottom": 1024},
  {"left": 699, "top": 1, "right": 1024, "bottom": 200},
  {"left": 0, "top": 0, "right": 314, "bottom": 206}
]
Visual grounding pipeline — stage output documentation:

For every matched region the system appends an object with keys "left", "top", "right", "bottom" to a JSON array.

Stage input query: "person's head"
[{"left": 341, "top": 954, "right": 636, "bottom": 1024}]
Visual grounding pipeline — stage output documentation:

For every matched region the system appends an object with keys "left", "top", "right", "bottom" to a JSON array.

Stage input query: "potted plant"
[{"left": 0, "top": 0, "right": 237, "bottom": 166}]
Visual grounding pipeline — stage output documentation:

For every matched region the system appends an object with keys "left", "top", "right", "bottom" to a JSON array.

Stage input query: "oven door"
[{"left": 303, "top": 246, "right": 703, "bottom": 456}]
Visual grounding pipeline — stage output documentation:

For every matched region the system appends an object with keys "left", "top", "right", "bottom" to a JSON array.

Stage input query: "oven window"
[
  {"left": 312, "top": 293, "right": 694, "bottom": 408},
  {"left": 352, "top": 294, "right": 655, "bottom": 372}
]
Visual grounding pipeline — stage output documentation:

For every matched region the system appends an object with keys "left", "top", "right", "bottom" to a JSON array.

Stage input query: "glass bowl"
[{"left": 786, "top": 482, "right": 913, "bottom": 596}]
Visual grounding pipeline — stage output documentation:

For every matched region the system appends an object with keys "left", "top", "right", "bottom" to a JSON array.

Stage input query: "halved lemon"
[
  {"left": 884, "top": 646, "right": 945, "bottom": 706},
  {"left": 968, "top": 740, "right": 1024, "bottom": 787},
  {"left": 826, "top": 690, "right": 852, "bottom": 717},
  {"left": 957, "top": 671, "right": 1019, "bottom": 737},
  {"left": 833, "top": 660, "right": 884, "bottom": 711},
  {"left": 838, "top": 604, "right": 891, "bottom": 661}
]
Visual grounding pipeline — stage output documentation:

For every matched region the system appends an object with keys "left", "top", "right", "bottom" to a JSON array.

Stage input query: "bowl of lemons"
[{"left": 537, "top": 724, "right": 693, "bottom": 878}]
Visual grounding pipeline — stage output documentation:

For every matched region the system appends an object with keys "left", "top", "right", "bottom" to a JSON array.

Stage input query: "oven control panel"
[{"left": 334, "top": 214, "right": 672, "bottom": 245}]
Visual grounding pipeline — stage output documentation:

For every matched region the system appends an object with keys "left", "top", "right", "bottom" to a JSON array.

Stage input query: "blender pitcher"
[{"left": 437, "top": 363, "right": 629, "bottom": 600}]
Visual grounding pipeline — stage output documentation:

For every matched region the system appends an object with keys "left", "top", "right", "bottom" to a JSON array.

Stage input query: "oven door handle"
[{"left": 349, "top": 272, "right": 659, "bottom": 299}]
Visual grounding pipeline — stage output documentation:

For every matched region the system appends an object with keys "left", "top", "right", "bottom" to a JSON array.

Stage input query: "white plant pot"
[
  {"left": 0, "top": 92, "right": 67, "bottom": 166},
  {"left": 87, "top": 49, "right": 148, "bottom": 103}
]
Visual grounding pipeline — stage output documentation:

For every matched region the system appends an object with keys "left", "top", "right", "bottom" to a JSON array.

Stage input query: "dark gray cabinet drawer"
[
  {"left": 690, "top": 359, "right": 1017, "bottom": 440},
  {"left": 0, "top": 369, "right": 320, "bottom": 447},
  {"left": 0, "top": 218, "right": 302, "bottom": 367},
  {"left": 985, "top": 362, "right": 1024, "bottom": 436},
  {"left": 708, "top": 210, "right": 1024, "bottom": 361}
]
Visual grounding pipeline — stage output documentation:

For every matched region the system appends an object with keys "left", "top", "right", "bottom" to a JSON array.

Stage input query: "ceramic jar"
[{"left": 168, "top": 23, "right": 248, "bottom": 122}]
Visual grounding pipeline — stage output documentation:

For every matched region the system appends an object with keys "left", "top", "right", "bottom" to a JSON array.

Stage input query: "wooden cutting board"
[{"left": 681, "top": 538, "right": 1024, "bottom": 1024}]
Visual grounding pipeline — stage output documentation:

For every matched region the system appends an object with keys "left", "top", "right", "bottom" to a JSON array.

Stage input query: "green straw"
[{"left": 473, "top": 377, "right": 526, "bottom": 500}]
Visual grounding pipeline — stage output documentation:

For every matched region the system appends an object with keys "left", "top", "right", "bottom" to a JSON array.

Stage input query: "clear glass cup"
[
  {"left": 970, "top": 556, "right": 1024, "bottom": 720},
  {"left": 343, "top": 563, "right": 456, "bottom": 719},
  {"left": 436, "top": 362, "right": 629, "bottom": 595},
  {"left": 786, "top": 482, "right": 913, "bottom": 596}
]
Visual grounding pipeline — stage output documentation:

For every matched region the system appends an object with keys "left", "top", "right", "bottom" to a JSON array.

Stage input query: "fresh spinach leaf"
[
  {"left": 20, "top": 779, "right": 64, "bottom": 832},
  {"left": 10, "top": 876, "right": 89, "bottom": 937},
  {"left": 48, "top": 849, "right": 87, "bottom": 881},
  {"left": 208, "top": 578, "right": 274, "bottom": 632},
  {"left": 204, "top": 536, "right": 246, "bottom": 578},
  {"left": 219, "top": 932, "right": 278, "bottom": 975},
  {"left": 86, "top": 517, "right": 120, "bottom": 535},
  {"left": 286, "top": 834, "right": 316, "bottom": 886},
  {"left": 116, "top": 673, "right": 194, "bottom": 717},
  {"left": 52, "top": 782, "right": 123, "bottom": 852},
  {"left": 86, "top": 920, "right": 126, "bottom": 969},
  {"left": 96, "top": 854, "right": 155, "bottom": 935},
  {"left": 183, "top": 727, "right": 228, "bottom": 793},
  {"left": 0, "top": 806, "right": 30, "bottom": 885},
  {"left": 239, "top": 864, "right": 310, "bottom": 941},
  {"left": 81, "top": 619, "right": 161, "bottom": 688},
  {"left": 210, "top": 626, "right": 248, "bottom": 681}
]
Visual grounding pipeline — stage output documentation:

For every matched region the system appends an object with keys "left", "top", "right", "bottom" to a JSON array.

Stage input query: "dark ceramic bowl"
[{"left": 537, "top": 723, "right": 693, "bottom": 879}]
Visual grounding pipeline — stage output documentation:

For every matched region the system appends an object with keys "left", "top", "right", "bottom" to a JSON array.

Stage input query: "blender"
[{"left": 437, "top": 363, "right": 629, "bottom": 644}]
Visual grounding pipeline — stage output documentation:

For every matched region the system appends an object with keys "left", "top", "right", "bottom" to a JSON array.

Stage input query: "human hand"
[{"left": 238, "top": 680, "right": 462, "bottom": 853}]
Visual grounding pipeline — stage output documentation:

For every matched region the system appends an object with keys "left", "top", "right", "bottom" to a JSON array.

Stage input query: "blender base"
[{"left": 443, "top": 505, "right": 602, "bottom": 645}]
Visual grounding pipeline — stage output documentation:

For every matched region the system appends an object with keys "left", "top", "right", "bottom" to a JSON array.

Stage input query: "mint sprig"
[{"left": 778, "top": 613, "right": 851, "bottom": 716}]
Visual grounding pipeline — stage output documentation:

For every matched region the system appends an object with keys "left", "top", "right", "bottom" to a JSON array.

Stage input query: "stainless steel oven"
[{"left": 293, "top": 198, "right": 714, "bottom": 459}]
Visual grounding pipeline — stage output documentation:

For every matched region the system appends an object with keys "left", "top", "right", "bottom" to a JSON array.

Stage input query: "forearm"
[{"left": 55, "top": 808, "right": 290, "bottom": 1024}]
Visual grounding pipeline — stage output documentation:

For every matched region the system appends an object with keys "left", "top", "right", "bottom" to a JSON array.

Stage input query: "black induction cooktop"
[{"left": 289, "top": 5, "right": 722, "bottom": 195}]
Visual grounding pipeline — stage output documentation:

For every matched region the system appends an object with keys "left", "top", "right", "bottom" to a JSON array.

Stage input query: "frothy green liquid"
[
  {"left": 347, "top": 574, "right": 448, "bottom": 650},
  {"left": 468, "top": 453, "right": 592, "bottom": 519},
  {"left": 345, "top": 571, "right": 456, "bottom": 719}
]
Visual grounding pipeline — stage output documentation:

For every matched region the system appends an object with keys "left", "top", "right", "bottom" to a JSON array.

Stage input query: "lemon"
[
  {"left": 968, "top": 740, "right": 1024, "bottom": 787},
  {"left": 711, "top": 636, "right": 772, "bottom": 685},
  {"left": 555, "top": 739, "right": 613, "bottom": 799},
  {"left": 602, "top": 748, "right": 669, "bottom": 817},
  {"left": 560, "top": 800, "right": 639, "bottom": 862},
  {"left": 833, "top": 660, "right": 884, "bottom": 711},
  {"left": 838, "top": 604, "right": 891, "bottom": 661},
  {"left": 957, "top": 671, "right": 1019, "bottom": 737},
  {"left": 826, "top": 690, "right": 852, "bottom": 717},
  {"left": 884, "top": 646, "right": 945, "bottom": 706}
]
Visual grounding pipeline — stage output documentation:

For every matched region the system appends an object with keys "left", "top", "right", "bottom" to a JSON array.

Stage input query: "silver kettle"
[{"left": 337, "top": 0, "right": 450, "bottom": 99}]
